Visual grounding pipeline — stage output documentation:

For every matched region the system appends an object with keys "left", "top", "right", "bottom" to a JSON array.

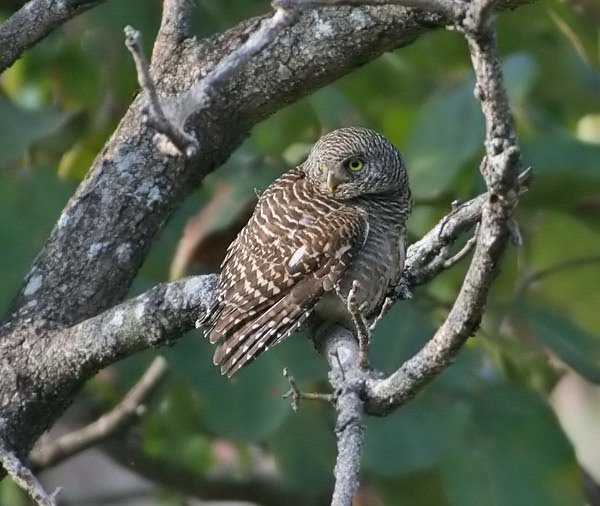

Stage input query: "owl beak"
[{"left": 326, "top": 170, "right": 343, "bottom": 194}]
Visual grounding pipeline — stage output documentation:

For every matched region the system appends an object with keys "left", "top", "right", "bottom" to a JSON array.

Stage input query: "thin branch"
[
  {"left": 124, "top": 26, "right": 199, "bottom": 157},
  {"left": 315, "top": 326, "right": 368, "bottom": 506},
  {"left": 0, "top": 0, "right": 105, "bottom": 74},
  {"left": 517, "top": 256, "right": 600, "bottom": 298},
  {"left": 29, "top": 356, "right": 168, "bottom": 471},
  {"left": 442, "top": 223, "right": 479, "bottom": 269},
  {"left": 0, "top": 443, "right": 60, "bottom": 506},
  {"left": 102, "top": 431, "right": 309, "bottom": 506}
]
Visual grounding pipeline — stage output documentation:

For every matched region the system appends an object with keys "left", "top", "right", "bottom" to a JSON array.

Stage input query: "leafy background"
[{"left": 1, "top": 0, "right": 599, "bottom": 504}]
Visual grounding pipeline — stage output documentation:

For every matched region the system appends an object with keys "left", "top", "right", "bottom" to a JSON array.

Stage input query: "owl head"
[{"left": 302, "top": 127, "right": 408, "bottom": 200}]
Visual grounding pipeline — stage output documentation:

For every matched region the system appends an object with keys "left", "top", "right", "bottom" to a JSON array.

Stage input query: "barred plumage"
[{"left": 206, "top": 127, "right": 412, "bottom": 376}]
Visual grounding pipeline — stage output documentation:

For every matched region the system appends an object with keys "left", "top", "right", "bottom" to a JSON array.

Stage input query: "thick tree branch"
[{"left": 0, "top": 0, "right": 106, "bottom": 74}]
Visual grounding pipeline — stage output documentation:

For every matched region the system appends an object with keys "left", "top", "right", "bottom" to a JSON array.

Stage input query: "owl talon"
[
  {"left": 369, "top": 296, "right": 394, "bottom": 332},
  {"left": 345, "top": 280, "right": 371, "bottom": 370}
]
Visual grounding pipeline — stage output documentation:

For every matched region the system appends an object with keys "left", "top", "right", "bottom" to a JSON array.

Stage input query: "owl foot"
[
  {"left": 369, "top": 296, "right": 394, "bottom": 332},
  {"left": 347, "top": 280, "right": 371, "bottom": 370},
  {"left": 282, "top": 368, "right": 332, "bottom": 412}
]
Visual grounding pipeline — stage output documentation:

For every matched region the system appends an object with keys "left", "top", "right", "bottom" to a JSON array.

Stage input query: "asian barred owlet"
[{"left": 206, "top": 127, "right": 411, "bottom": 376}]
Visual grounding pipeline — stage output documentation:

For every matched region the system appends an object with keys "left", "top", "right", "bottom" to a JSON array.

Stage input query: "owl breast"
[{"left": 314, "top": 196, "right": 407, "bottom": 330}]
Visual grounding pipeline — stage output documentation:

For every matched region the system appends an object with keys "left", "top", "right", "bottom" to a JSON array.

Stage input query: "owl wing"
[{"left": 208, "top": 171, "right": 368, "bottom": 376}]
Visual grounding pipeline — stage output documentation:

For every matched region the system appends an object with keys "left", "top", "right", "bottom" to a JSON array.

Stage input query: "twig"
[
  {"left": 442, "top": 222, "right": 479, "bottom": 268},
  {"left": 516, "top": 256, "right": 600, "bottom": 298},
  {"left": 124, "top": 26, "right": 200, "bottom": 157},
  {"left": 0, "top": 443, "right": 60, "bottom": 506},
  {"left": 282, "top": 368, "right": 332, "bottom": 411},
  {"left": 29, "top": 356, "right": 168, "bottom": 470}
]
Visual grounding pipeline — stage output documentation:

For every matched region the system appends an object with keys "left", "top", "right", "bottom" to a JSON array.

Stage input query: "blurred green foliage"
[{"left": 1, "top": 0, "right": 599, "bottom": 504}]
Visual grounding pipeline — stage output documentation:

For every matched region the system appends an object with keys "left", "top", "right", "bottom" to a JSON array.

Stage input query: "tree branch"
[
  {"left": 0, "top": 0, "right": 533, "bottom": 486},
  {"left": 28, "top": 356, "right": 168, "bottom": 471},
  {"left": 0, "top": 0, "right": 106, "bottom": 74},
  {"left": 0, "top": 443, "right": 59, "bottom": 506},
  {"left": 364, "top": 0, "right": 522, "bottom": 415}
]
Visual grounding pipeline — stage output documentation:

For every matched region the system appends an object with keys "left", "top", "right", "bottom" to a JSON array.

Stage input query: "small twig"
[
  {"left": 0, "top": 443, "right": 60, "bottom": 506},
  {"left": 124, "top": 26, "right": 199, "bottom": 157},
  {"left": 282, "top": 368, "right": 332, "bottom": 412},
  {"left": 29, "top": 356, "right": 168, "bottom": 470},
  {"left": 516, "top": 256, "right": 600, "bottom": 299},
  {"left": 442, "top": 222, "right": 479, "bottom": 268}
]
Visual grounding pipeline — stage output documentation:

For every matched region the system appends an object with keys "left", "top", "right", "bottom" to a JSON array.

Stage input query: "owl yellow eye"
[{"left": 346, "top": 157, "right": 364, "bottom": 171}]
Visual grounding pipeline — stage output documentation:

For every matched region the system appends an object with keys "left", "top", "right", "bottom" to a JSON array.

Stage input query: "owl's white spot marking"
[
  {"left": 238, "top": 335, "right": 245, "bottom": 342},
  {"left": 334, "top": 244, "right": 351, "bottom": 259},
  {"left": 24, "top": 273, "right": 43, "bottom": 296},
  {"left": 258, "top": 342, "right": 264, "bottom": 348},
  {"left": 225, "top": 346, "right": 232, "bottom": 355},
  {"left": 282, "top": 317, "right": 291, "bottom": 325},
  {"left": 299, "top": 215, "right": 314, "bottom": 226},
  {"left": 231, "top": 357, "right": 237, "bottom": 365},
  {"left": 252, "top": 323, "right": 261, "bottom": 330},
  {"left": 268, "top": 320, "right": 276, "bottom": 328},
  {"left": 288, "top": 245, "right": 307, "bottom": 268},
  {"left": 242, "top": 345, "right": 249, "bottom": 352},
  {"left": 267, "top": 281, "right": 281, "bottom": 295}
]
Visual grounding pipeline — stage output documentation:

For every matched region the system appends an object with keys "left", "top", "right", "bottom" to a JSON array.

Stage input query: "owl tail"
[{"left": 212, "top": 279, "right": 324, "bottom": 377}]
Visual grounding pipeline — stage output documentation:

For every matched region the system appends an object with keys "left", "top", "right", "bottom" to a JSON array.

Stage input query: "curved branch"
[
  {"left": 365, "top": 0, "right": 523, "bottom": 415},
  {"left": 0, "top": 0, "right": 106, "bottom": 74}
]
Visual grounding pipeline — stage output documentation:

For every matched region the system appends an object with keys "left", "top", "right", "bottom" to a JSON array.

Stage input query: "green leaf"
[
  {"left": 308, "top": 86, "right": 364, "bottom": 129},
  {"left": 363, "top": 394, "right": 468, "bottom": 476},
  {"left": 370, "top": 302, "right": 435, "bottom": 373},
  {"left": 0, "top": 97, "right": 74, "bottom": 165},
  {"left": 503, "top": 53, "right": 538, "bottom": 104},
  {"left": 403, "top": 75, "right": 483, "bottom": 199},
  {"left": 523, "top": 306, "right": 600, "bottom": 383},
  {"left": 270, "top": 405, "right": 336, "bottom": 493},
  {"left": 441, "top": 385, "right": 583, "bottom": 506},
  {"left": 165, "top": 333, "right": 291, "bottom": 442}
]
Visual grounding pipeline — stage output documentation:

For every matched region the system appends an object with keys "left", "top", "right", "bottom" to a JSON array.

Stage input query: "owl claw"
[{"left": 345, "top": 279, "right": 371, "bottom": 370}]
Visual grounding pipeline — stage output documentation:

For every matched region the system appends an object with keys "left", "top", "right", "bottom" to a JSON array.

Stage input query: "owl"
[{"left": 205, "top": 127, "right": 412, "bottom": 376}]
